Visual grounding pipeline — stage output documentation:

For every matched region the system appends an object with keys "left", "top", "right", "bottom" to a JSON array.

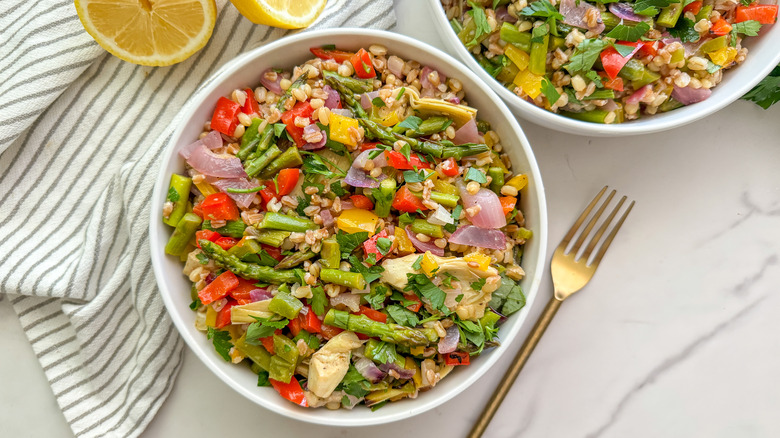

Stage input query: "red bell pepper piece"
[
  {"left": 683, "top": 0, "right": 702, "bottom": 14},
  {"left": 215, "top": 299, "right": 238, "bottom": 329},
  {"left": 270, "top": 376, "right": 308, "bottom": 407},
  {"left": 200, "top": 193, "right": 240, "bottom": 221},
  {"left": 214, "top": 237, "right": 239, "bottom": 250},
  {"left": 309, "top": 46, "right": 355, "bottom": 63},
  {"left": 260, "top": 336, "right": 276, "bottom": 355},
  {"left": 350, "top": 194, "right": 374, "bottom": 210},
  {"left": 198, "top": 271, "right": 239, "bottom": 305},
  {"left": 319, "top": 324, "right": 344, "bottom": 340},
  {"left": 261, "top": 244, "right": 284, "bottom": 261},
  {"left": 258, "top": 184, "right": 277, "bottom": 210},
  {"left": 499, "top": 196, "right": 517, "bottom": 216},
  {"left": 301, "top": 307, "right": 322, "bottom": 333},
  {"left": 229, "top": 278, "right": 259, "bottom": 305},
  {"left": 443, "top": 351, "right": 470, "bottom": 366},
  {"left": 276, "top": 168, "right": 300, "bottom": 196},
  {"left": 195, "top": 229, "right": 221, "bottom": 248},
  {"left": 350, "top": 48, "right": 376, "bottom": 79},
  {"left": 363, "top": 229, "right": 392, "bottom": 261},
  {"left": 288, "top": 317, "right": 302, "bottom": 337},
  {"left": 599, "top": 72, "right": 625, "bottom": 92},
  {"left": 600, "top": 42, "right": 641, "bottom": 80},
  {"left": 242, "top": 88, "right": 259, "bottom": 115},
  {"left": 404, "top": 293, "right": 422, "bottom": 312},
  {"left": 360, "top": 141, "right": 380, "bottom": 151},
  {"left": 192, "top": 203, "right": 204, "bottom": 219},
  {"left": 440, "top": 157, "right": 460, "bottom": 177},
  {"left": 357, "top": 305, "right": 387, "bottom": 323},
  {"left": 710, "top": 18, "right": 733, "bottom": 35},
  {"left": 280, "top": 101, "right": 314, "bottom": 148},
  {"left": 392, "top": 185, "right": 427, "bottom": 213},
  {"left": 638, "top": 41, "right": 658, "bottom": 57},
  {"left": 210, "top": 97, "right": 241, "bottom": 136},
  {"left": 736, "top": 4, "right": 778, "bottom": 23},
  {"left": 385, "top": 150, "right": 431, "bottom": 170}
]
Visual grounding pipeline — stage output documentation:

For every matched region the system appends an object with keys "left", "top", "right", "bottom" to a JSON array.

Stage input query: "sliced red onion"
[
  {"left": 608, "top": 3, "right": 645, "bottom": 21},
  {"left": 456, "top": 180, "right": 507, "bottom": 229},
  {"left": 331, "top": 292, "right": 360, "bottom": 312},
  {"left": 320, "top": 209, "right": 335, "bottom": 228},
  {"left": 438, "top": 325, "right": 460, "bottom": 354},
  {"left": 355, "top": 357, "right": 386, "bottom": 383},
  {"left": 322, "top": 85, "right": 341, "bottom": 110},
  {"left": 626, "top": 84, "right": 652, "bottom": 106},
  {"left": 661, "top": 36, "right": 702, "bottom": 56},
  {"left": 446, "top": 95, "right": 461, "bottom": 105},
  {"left": 495, "top": 6, "right": 517, "bottom": 23},
  {"left": 249, "top": 288, "right": 272, "bottom": 302},
  {"left": 560, "top": 0, "right": 606, "bottom": 34},
  {"left": 330, "top": 108, "right": 354, "bottom": 118},
  {"left": 452, "top": 118, "right": 480, "bottom": 145},
  {"left": 341, "top": 200, "right": 355, "bottom": 210},
  {"left": 302, "top": 124, "right": 326, "bottom": 150},
  {"left": 260, "top": 68, "right": 283, "bottom": 95},
  {"left": 672, "top": 86, "right": 712, "bottom": 105},
  {"left": 600, "top": 99, "right": 620, "bottom": 112},
  {"left": 201, "top": 130, "right": 223, "bottom": 149},
  {"left": 387, "top": 55, "right": 405, "bottom": 78},
  {"left": 185, "top": 144, "right": 247, "bottom": 178},
  {"left": 360, "top": 91, "right": 381, "bottom": 111},
  {"left": 378, "top": 363, "right": 416, "bottom": 380},
  {"left": 449, "top": 225, "right": 507, "bottom": 250},
  {"left": 344, "top": 149, "right": 388, "bottom": 188},
  {"left": 179, "top": 139, "right": 202, "bottom": 160},
  {"left": 212, "top": 178, "right": 256, "bottom": 209},
  {"left": 406, "top": 226, "right": 445, "bottom": 256}
]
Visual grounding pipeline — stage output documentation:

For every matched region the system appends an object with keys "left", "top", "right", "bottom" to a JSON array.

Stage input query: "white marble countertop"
[{"left": 3, "top": 1, "right": 780, "bottom": 437}]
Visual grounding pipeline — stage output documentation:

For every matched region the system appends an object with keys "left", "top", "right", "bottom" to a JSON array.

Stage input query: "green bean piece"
[
  {"left": 234, "top": 334, "right": 271, "bottom": 370},
  {"left": 268, "top": 290, "right": 303, "bottom": 319},
  {"left": 560, "top": 110, "right": 612, "bottom": 124},
  {"left": 429, "top": 191, "right": 460, "bottom": 208},
  {"left": 274, "top": 250, "right": 316, "bottom": 270},
  {"left": 257, "top": 146, "right": 303, "bottom": 180},
  {"left": 163, "top": 174, "right": 192, "bottom": 227},
  {"left": 440, "top": 143, "right": 489, "bottom": 160},
  {"left": 657, "top": 3, "right": 683, "bottom": 28},
  {"left": 244, "top": 144, "right": 282, "bottom": 178},
  {"left": 408, "top": 116, "right": 451, "bottom": 137},
  {"left": 252, "top": 229, "right": 290, "bottom": 247},
  {"left": 199, "top": 240, "right": 300, "bottom": 283},
  {"left": 529, "top": 33, "right": 548, "bottom": 76},
  {"left": 488, "top": 167, "right": 505, "bottom": 194},
  {"left": 582, "top": 89, "right": 616, "bottom": 100},
  {"left": 600, "top": 12, "right": 654, "bottom": 32},
  {"left": 268, "top": 355, "right": 295, "bottom": 383},
  {"left": 256, "top": 211, "right": 317, "bottom": 232},
  {"left": 203, "top": 220, "right": 246, "bottom": 238},
  {"left": 273, "top": 334, "right": 299, "bottom": 364},
  {"left": 323, "top": 309, "right": 438, "bottom": 346},
  {"left": 320, "top": 268, "right": 366, "bottom": 289},
  {"left": 373, "top": 178, "right": 397, "bottom": 218},
  {"left": 631, "top": 68, "right": 662, "bottom": 89},
  {"left": 164, "top": 212, "right": 201, "bottom": 256},
  {"left": 227, "top": 238, "right": 262, "bottom": 260},
  {"left": 499, "top": 23, "right": 531, "bottom": 52},
  {"left": 618, "top": 59, "right": 647, "bottom": 82},
  {"left": 410, "top": 219, "right": 443, "bottom": 238},
  {"left": 321, "top": 237, "right": 341, "bottom": 269},
  {"left": 695, "top": 4, "right": 713, "bottom": 22}
]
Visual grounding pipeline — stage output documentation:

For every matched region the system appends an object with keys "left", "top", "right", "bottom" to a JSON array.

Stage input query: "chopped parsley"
[
  {"left": 456, "top": 319, "right": 485, "bottom": 354},
  {"left": 731, "top": 20, "right": 762, "bottom": 46},
  {"left": 668, "top": 18, "right": 700, "bottom": 43},
  {"left": 412, "top": 255, "right": 423, "bottom": 271},
  {"left": 466, "top": 2, "right": 492, "bottom": 47},
  {"left": 606, "top": 22, "right": 650, "bottom": 42},
  {"left": 189, "top": 298, "right": 202, "bottom": 310},
  {"left": 366, "top": 284, "right": 389, "bottom": 309},
  {"left": 531, "top": 22, "right": 549, "bottom": 43},
  {"left": 396, "top": 115, "right": 422, "bottom": 132},
  {"left": 519, "top": 0, "right": 564, "bottom": 21},
  {"left": 336, "top": 231, "right": 370, "bottom": 259},
  {"left": 245, "top": 317, "right": 289, "bottom": 343},
  {"left": 330, "top": 181, "right": 347, "bottom": 197},
  {"left": 386, "top": 304, "right": 420, "bottom": 327},
  {"left": 349, "top": 255, "right": 385, "bottom": 284},
  {"left": 338, "top": 365, "right": 371, "bottom": 398},
  {"left": 442, "top": 272, "right": 458, "bottom": 289},
  {"left": 631, "top": 0, "right": 677, "bottom": 16},
  {"left": 399, "top": 142, "right": 413, "bottom": 163},
  {"left": 196, "top": 253, "right": 209, "bottom": 265},
  {"left": 564, "top": 39, "right": 609, "bottom": 74},
  {"left": 273, "top": 122, "right": 287, "bottom": 138},
  {"left": 404, "top": 273, "right": 449, "bottom": 314},
  {"left": 206, "top": 327, "right": 233, "bottom": 362},
  {"left": 585, "top": 70, "right": 604, "bottom": 88},
  {"left": 540, "top": 77, "right": 561, "bottom": 105},
  {"left": 372, "top": 97, "right": 386, "bottom": 108},
  {"left": 402, "top": 169, "right": 430, "bottom": 183},
  {"left": 310, "top": 286, "right": 327, "bottom": 316},
  {"left": 742, "top": 64, "right": 780, "bottom": 109},
  {"left": 470, "top": 278, "right": 487, "bottom": 291},
  {"left": 257, "top": 370, "right": 271, "bottom": 387},
  {"left": 464, "top": 167, "right": 487, "bottom": 184},
  {"left": 166, "top": 187, "right": 179, "bottom": 202}
]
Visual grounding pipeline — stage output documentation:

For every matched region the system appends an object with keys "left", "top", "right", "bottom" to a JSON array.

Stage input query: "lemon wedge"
[
  {"left": 74, "top": 0, "right": 217, "bottom": 66},
  {"left": 230, "top": 0, "right": 327, "bottom": 29}
]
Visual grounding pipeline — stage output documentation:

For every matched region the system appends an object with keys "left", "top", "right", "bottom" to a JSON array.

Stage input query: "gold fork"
[{"left": 467, "top": 186, "right": 635, "bottom": 438}]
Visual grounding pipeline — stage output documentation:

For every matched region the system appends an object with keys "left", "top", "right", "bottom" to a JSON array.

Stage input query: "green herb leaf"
[
  {"left": 295, "top": 195, "right": 310, "bottom": 217},
  {"left": 730, "top": 20, "right": 762, "bottom": 47},
  {"left": 564, "top": 39, "right": 609, "bottom": 74},
  {"left": 402, "top": 169, "right": 429, "bottom": 183},
  {"left": 404, "top": 273, "right": 449, "bottom": 314},
  {"left": 531, "top": 22, "right": 549, "bottom": 43},
  {"left": 339, "top": 365, "right": 372, "bottom": 398},
  {"left": 471, "top": 277, "right": 487, "bottom": 291},
  {"left": 226, "top": 185, "right": 265, "bottom": 194},
  {"left": 167, "top": 187, "right": 180, "bottom": 202},
  {"left": 464, "top": 167, "right": 487, "bottom": 184},
  {"left": 206, "top": 327, "right": 233, "bottom": 361},
  {"left": 442, "top": 272, "right": 458, "bottom": 289},
  {"left": 412, "top": 255, "right": 424, "bottom": 271},
  {"left": 399, "top": 142, "right": 412, "bottom": 162},
  {"left": 376, "top": 237, "right": 393, "bottom": 255},
  {"left": 273, "top": 123, "right": 287, "bottom": 138},
  {"left": 246, "top": 317, "right": 289, "bottom": 342},
  {"left": 455, "top": 293, "right": 464, "bottom": 303},
  {"left": 336, "top": 231, "right": 370, "bottom": 259},
  {"left": 257, "top": 370, "right": 271, "bottom": 387},
  {"left": 606, "top": 22, "right": 651, "bottom": 42},
  {"left": 488, "top": 275, "right": 527, "bottom": 316},
  {"left": 310, "top": 286, "right": 327, "bottom": 316},
  {"left": 372, "top": 97, "right": 386, "bottom": 108},
  {"left": 632, "top": 0, "right": 676, "bottom": 16},
  {"left": 519, "top": 0, "right": 564, "bottom": 21},
  {"left": 366, "top": 284, "right": 388, "bottom": 309},
  {"left": 742, "top": 65, "right": 780, "bottom": 109},
  {"left": 668, "top": 18, "right": 700, "bottom": 43},
  {"left": 540, "top": 77, "right": 561, "bottom": 105},
  {"left": 706, "top": 60, "right": 722, "bottom": 74},
  {"left": 189, "top": 298, "right": 202, "bottom": 310},
  {"left": 386, "top": 304, "right": 420, "bottom": 327},
  {"left": 467, "top": 2, "right": 492, "bottom": 47},
  {"left": 321, "top": 44, "right": 336, "bottom": 50},
  {"left": 369, "top": 341, "right": 399, "bottom": 365},
  {"left": 585, "top": 70, "right": 604, "bottom": 88},
  {"left": 396, "top": 87, "right": 406, "bottom": 100},
  {"left": 612, "top": 42, "right": 638, "bottom": 58},
  {"left": 349, "top": 255, "right": 385, "bottom": 284},
  {"left": 456, "top": 319, "right": 485, "bottom": 353},
  {"left": 330, "top": 181, "right": 347, "bottom": 197},
  {"left": 397, "top": 115, "right": 422, "bottom": 131},
  {"left": 196, "top": 253, "right": 209, "bottom": 265}
]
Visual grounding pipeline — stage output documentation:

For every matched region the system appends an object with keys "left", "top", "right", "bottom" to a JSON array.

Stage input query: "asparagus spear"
[
  {"left": 320, "top": 268, "right": 366, "bottom": 289},
  {"left": 324, "top": 72, "right": 369, "bottom": 119},
  {"left": 322, "top": 70, "right": 374, "bottom": 94},
  {"left": 275, "top": 74, "right": 310, "bottom": 111},
  {"left": 256, "top": 211, "right": 317, "bottom": 232},
  {"left": 165, "top": 212, "right": 201, "bottom": 256},
  {"left": 257, "top": 146, "right": 303, "bottom": 180},
  {"left": 323, "top": 309, "right": 438, "bottom": 346},
  {"left": 274, "top": 250, "right": 316, "bottom": 270},
  {"left": 361, "top": 119, "right": 488, "bottom": 159},
  {"left": 244, "top": 144, "right": 282, "bottom": 178},
  {"left": 373, "top": 178, "right": 396, "bottom": 218},
  {"left": 199, "top": 240, "right": 300, "bottom": 284},
  {"left": 238, "top": 122, "right": 274, "bottom": 162}
]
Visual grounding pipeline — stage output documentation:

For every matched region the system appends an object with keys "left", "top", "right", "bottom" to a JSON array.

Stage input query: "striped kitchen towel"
[{"left": 0, "top": 1, "right": 396, "bottom": 437}]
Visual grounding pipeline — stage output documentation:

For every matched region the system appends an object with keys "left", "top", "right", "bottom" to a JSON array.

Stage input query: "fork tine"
[
  {"left": 591, "top": 200, "right": 635, "bottom": 266},
  {"left": 571, "top": 189, "right": 615, "bottom": 254},
  {"left": 559, "top": 186, "right": 608, "bottom": 249},
  {"left": 582, "top": 195, "right": 626, "bottom": 260}
]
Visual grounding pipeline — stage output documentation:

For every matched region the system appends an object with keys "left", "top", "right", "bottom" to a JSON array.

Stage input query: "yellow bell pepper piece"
[
  {"left": 205, "top": 305, "right": 217, "bottom": 328},
  {"left": 371, "top": 106, "right": 401, "bottom": 127},
  {"left": 410, "top": 346, "right": 425, "bottom": 356},
  {"left": 195, "top": 181, "right": 218, "bottom": 197},
  {"left": 504, "top": 44, "right": 530, "bottom": 71},
  {"left": 394, "top": 227, "right": 415, "bottom": 255},
  {"left": 337, "top": 208, "right": 379, "bottom": 236},
  {"left": 406, "top": 356, "right": 423, "bottom": 389},
  {"left": 464, "top": 252, "right": 491, "bottom": 271},
  {"left": 708, "top": 46, "right": 737, "bottom": 67},
  {"left": 506, "top": 174, "right": 528, "bottom": 191},
  {"left": 432, "top": 178, "right": 458, "bottom": 196},
  {"left": 513, "top": 69, "right": 543, "bottom": 99},
  {"left": 421, "top": 251, "right": 439, "bottom": 276},
  {"left": 329, "top": 112, "right": 359, "bottom": 147}
]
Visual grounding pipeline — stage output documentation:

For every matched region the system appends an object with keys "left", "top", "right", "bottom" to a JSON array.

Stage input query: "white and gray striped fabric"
[{"left": 0, "top": 1, "right": 396, "bottom": 437}]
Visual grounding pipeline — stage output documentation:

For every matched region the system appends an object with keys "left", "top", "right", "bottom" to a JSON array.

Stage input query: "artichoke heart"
[{"left": 400, "top": 87, "right": 477, "bottom": 128}]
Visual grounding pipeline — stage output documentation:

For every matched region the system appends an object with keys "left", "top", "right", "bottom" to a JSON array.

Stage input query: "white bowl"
[
  {"left": 426, "top": 0, "right": 780, "bottom": 136},
  {"left": 150, "top": 28, "right": 547, "bottom": 426}
]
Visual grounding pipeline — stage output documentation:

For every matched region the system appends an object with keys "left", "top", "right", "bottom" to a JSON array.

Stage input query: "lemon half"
[{"left": 229, "top": 0, "right": 327, "bottom": 29}]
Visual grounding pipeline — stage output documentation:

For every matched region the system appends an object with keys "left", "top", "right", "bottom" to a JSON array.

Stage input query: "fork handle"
[{"left": 467, "top": 296, "right": 564, "bottom": 438}]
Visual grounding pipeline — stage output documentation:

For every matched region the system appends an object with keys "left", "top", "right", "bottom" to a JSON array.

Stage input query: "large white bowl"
[
  {"left": 150, "top": 28, "right": 547, "bottom": 426},
  {"left": 426, "top": 0, "right": 780, "bottom": 136}
]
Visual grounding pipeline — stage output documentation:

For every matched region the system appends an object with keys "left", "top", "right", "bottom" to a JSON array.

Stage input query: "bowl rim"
[
  {"left": 149, "top": 27, "right": 548, "bottom": 426},
  {"left": 426, "top": 0, "right": 780, "bottom": 136}
]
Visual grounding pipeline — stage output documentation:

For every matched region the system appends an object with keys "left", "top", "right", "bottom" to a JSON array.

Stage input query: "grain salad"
[
  {"left": 161, "top": 44, "right": 532, "bottom": 409},
  {"left": 442, "top": 0, "right": 777, "bottom": 123}
]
